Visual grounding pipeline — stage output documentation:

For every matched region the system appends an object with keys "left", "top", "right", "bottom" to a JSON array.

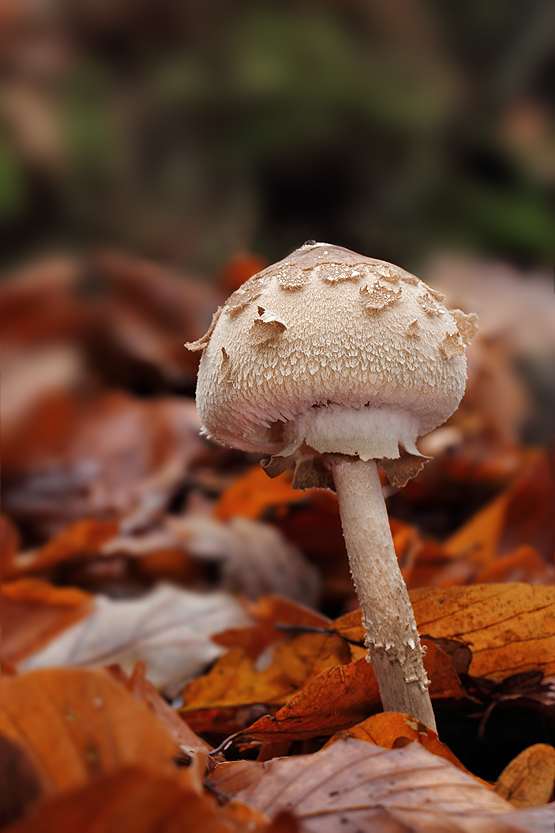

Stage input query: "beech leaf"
[
  {"left": 0, "top": 668, "right": 178, "bottom": 793},
  {"left": 210, "top": 737, "right": 546, "bottom": 832},
  {"left": 334, "top": 584, "right": 555, "bottom": 683},
  {"left": 19, "top": 584, "right": 252, "bottom": 696}
]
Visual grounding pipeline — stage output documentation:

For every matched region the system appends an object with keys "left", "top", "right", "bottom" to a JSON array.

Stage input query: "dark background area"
[{"left": 1, "top": 0, "right": 554, "bottom": 277}]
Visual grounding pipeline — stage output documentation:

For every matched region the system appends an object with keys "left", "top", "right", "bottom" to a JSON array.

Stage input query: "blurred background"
[{"left": 1, "top": 0, "right": 554, "bottom": 270}]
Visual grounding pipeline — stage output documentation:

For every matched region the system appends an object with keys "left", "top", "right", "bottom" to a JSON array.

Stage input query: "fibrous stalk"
[{"left": 330, "top": 455, "right": 437, "bottom": 731}]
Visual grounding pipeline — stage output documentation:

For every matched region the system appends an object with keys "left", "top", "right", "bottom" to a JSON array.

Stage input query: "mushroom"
[{"left": 187, "top": 242, "right": 478, "bottom": 730}]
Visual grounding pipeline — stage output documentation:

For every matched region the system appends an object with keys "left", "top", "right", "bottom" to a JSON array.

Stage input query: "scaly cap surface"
[{"left": 187, "top": 243, "right": 477, "bottom": 486}]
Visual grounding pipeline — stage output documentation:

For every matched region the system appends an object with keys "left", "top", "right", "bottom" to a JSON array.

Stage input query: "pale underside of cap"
[{"left": 188, "top": 243, "right": 477, "bottom": 487}]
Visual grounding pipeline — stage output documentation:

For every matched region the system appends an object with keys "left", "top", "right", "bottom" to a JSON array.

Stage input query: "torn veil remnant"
[{"left": 187, "top": 242, "right": 478, "bottom": 731}]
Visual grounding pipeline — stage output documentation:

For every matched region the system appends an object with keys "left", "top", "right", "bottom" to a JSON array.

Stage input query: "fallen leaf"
[
  {"left": 474, "top": 545, "right": 553, "bottom": 585},
  {"left": 219, "top": 252, "right": 268, "bottom": 293},
  {"left": 0, "top": 512, "right": 21, "bottom": 575},
  {"left": 182, "top": 631, "right": 352, "bottom": 713},
  {"left": 495, "top": 743, "right": 555, "bottom": 808},
  {"left": 91, "top": 249, "right": 222, "bottom": 385},
  {"left": 2, "top": 519, "right": 120, "bottom": 580},
  {"left": 445, "top": 451, "right": 555, "bottom": 568},
  {"left": 325, "top": 712, "right": 484, "bottom": 782},
  {"left": 214, "top": 466, "right": 307, "bottom": 523},
  {"left": 3, "top": 391, "right": 206, "bottom": 538},
  {"left": 238, "top": 639, "right": 463, "bottom": 746},
  {"left": 1, "top": 578, "right": 93, "bottom": 664},
  {"left": 334, "top": 584, "right": 555, "bottom": 683},
  {"left": 107, "top": 662, "right": 211, "bottom": 758},
  {"left": 19, "top": 584, "right": 252, "bottom": 697},
  {"left": 5, "top": 765, "right": 269, "bottom": 833},
  {"left": 210, "top": 737, "right": 527, "bottom": 832},
  {"left": 0, "top": 256, "right": 85, "bottom": 346},
  {"left": 0, "top": 668, "right": 178, "bottom": 793},
  {"left": 214, "top": 595, "right": 330, "bottom": 660}
]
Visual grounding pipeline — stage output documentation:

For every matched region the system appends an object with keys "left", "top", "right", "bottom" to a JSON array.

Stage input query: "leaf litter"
[{"left": 2, "top": 251, "right": 555, "bottom": 830}]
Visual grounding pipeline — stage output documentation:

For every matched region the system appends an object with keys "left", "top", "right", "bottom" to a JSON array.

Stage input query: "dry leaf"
[
  {"left": 335, "top": 584, "right": 555, "bottom": 683},
  {"left": 3, "top": 391, "right": 206, "bottom": 538},
  {"left": 182, "top": 631, "right": 352, "bottom": 713},
  {"left": 325, "top": 711, "right": 485, "bottom": 783},
  {"left": 1, "top": 578, "right": 93, "bottom": 664},
  {"left": 214, "top": 465, "right": 308, "bottom": 522},
  {"left": 0, "top": 668, "right": 178, "bottom": 793},
  {"left": 5, "top": 766, "right": 269, "bottom": 833},
  {"left": 445, "top": 451, "right": 555, "bottom": 568},
  {"left": 106, "top": 662, "right": 211, "bottom": 759},
  {"left": 214, "top": 595, "right": 330, "bottom": 660},
  {"left": 495, "top": 744, "right": 555, "bottom": 808},
  {"left": 19, "top": 584, "right": 252, "bottom": 697},
  {"left": 91, "top": 249, "right": 222, "bottom": 384},
  {"left": 2, "top": 519, "right": 119, "bottom": 580},
  {"left": 238, "top": 639, "right": 462, "bottom": 746},
  {"left": 210, "top": 737, "right": 524, "bottom": 832},
  {"left": 474, "top": 545, "right": 553, "bottom": 585}
]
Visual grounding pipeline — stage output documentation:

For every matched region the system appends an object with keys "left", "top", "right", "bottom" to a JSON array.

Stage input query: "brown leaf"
[
  {"left": 335, "top": 584, "right": 555, "bottom": 683},
  {"left": 474, "top": 545, "right": 553, "bottom": 585},
  {"left": 214, "top": 465, "right": 308, "bottom": 522},
  {"left": 91, "top": 249, "right": 222, "bottom": 385},
  {"left": 214, "top": 595, "right": 330, "bottom": 661},
  {"left": 325, "top": 711, "right": 487, "bottom": 784},
  {"left": 2, "top": 519, "right": 120, "bottom": 580},
  {"left": 210, "top": 737, "right": 522, "bottom": 832},
  {"left": 5, "top": 766, "right": 269, "bottom": 833},
  {"left": 445, "top": 451, "right": 555, "bottom": 568},
  {"left": 1, "top": 578, "right": 93, "bottom": 665},
  {"left": 239, "top": 639, "right": 462, "bottom": 745},
  {"left": 495, "top": 744, "right": 555, "bottom": 808},
  {"left": 0, "top": 668, "right": 178, "bottom": 793},
  {"left": 107, "top": 662, "right": 211, "bottom": 758},
  {"left": 182, "top": 631, "right": 352, "bottom": 714},
  {"left": 3, "top": 391, "right": 205, "bottom": 538},
  {"left": 0, "top": 513, "right": 21, "bottom": 576}
]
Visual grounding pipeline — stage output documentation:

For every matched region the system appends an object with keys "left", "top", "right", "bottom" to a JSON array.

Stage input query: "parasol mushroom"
[{"left": 187, "top": 242, "right": 478, "bottom": 730}]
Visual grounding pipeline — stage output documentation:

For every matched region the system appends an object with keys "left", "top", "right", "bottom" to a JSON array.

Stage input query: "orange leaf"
[
  {"left": 413, "top": 584, "right": 555, "bottom": 682},
  {"left": 220, "top": 253, "right": 268, "bottom": 293},
  {"left": 474, "top": 545, "right": 553, "bottom": 584},
  {"left": 214, "top": 465, "right": 307, "bottom": 522},
  {"left": 1, "top": 578, "right": 93, "bottom": 664},
  {"left": 445, "top": 491, "right": 510, "bottom": 566},
  {"left": 182, "top": 631, "right": 352, "bottom": 713},
  {"left": 6, "top": 766, "right": 269, "bottom": 833},
  {"left": 0, "top": 668, "right": 178, "bottom": 794},
  {"left": 106, "top": 662, "right": 211, "bottom": 757},
  {"left": 495, "top": 744, "right": 555, "bottom": 808},
  {"left": 214, "top": 595, "right": 330, "bottom": 660},
  {"left": 326, "top": 711, "right": 487, "bottom": 784},
  {"left": 239, "top": 639, "right": 463, "bottom": 745},
  {"left": 2, "top": 519, "right": 120, "bottom": 580},
  {"left": 335, "top": 584, "right": 555, "bottom": 683}
]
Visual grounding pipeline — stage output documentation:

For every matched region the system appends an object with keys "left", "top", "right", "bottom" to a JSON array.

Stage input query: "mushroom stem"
[{"left": 329, "top": 455, "right": 437, "bottom": 731}]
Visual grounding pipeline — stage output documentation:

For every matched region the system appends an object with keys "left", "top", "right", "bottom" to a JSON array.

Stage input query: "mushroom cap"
[{"left": 188, "top": 243, "right": 477, "bottom": 469}]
